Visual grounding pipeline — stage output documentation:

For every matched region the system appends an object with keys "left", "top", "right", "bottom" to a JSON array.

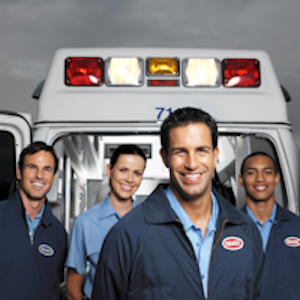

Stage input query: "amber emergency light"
[
  {"left": 65, "top": 57, "right": 104, "bottom": 86},
  {"left": 147, "top": 58, "right": 179, "bottom": 76}
]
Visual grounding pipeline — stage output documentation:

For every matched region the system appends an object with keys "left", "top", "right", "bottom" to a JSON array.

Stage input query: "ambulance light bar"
[
  {"left": 222, "top": 59, "right": 260, "bottom": 87},
  {"left": 147, "top": 58, "right": 179, "bottom": 76},
  {"left": 65, "top": 57, "right": 104, "bottom": 86},
  {"left": 183, "top": 58, "right": 220, "bottom": 87},
  {"left": 105, "top": 57, "right": 143, "bottom": 86},
  {"left": 64, "top": 56, "right": 261, "bottom": 88}
]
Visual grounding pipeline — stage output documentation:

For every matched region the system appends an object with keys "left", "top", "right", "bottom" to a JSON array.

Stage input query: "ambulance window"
[
  {"left": 0, "top": 131, "right": 16, "bottom": 201},
  {"left": 215, "top": 134, "right": 286, "bottom": 209}
]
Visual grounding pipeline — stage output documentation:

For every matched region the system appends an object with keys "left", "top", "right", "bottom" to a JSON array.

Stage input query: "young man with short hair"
[
  {"left": 92, "top": 107, "right": 264, "bottom": 300},
  {"left": 0, "top": 141, "right": 67, "bottom": 300},
  {"left": 240, "top": 152, "right": 300, "bottom": 299}
]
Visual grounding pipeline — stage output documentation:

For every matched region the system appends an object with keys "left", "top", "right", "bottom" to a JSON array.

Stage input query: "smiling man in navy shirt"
[
  {"left": 0, "top": 142, "right": 67, "bottom": 300},
  {"left": 240, "top": 152, "right": 300, "bottom": 299},
  {"left": 92, "top": 107, "right": 264, "bottom": 300}
]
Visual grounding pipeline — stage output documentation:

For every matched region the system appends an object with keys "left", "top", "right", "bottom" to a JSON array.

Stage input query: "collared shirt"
[
  {"left": 246, "top": 203, "right": 277, "bottom": 253},
  {"left": 165, "top": 186, "right": 219, "bottom": 298},
  {"left": 25, "top": 203, "right": 45, "bottom": 238},
  {"left": 65, "top": 195, "right": 137, "bottom": 299}
]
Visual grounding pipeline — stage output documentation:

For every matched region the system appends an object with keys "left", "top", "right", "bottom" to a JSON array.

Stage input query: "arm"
[
  {"left": 66, "top": 268, "right": 84, "bottom": 300},
  {"left": 92, "top": 228, "right": 131, "bottom": 300}
]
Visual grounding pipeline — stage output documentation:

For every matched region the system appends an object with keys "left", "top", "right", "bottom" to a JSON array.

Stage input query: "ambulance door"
[{"left": 0, "top": 111, "right": 32, "bottom": 200}]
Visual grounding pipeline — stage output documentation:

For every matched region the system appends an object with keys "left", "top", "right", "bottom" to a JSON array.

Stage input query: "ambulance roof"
[{"left": 36, "top": 48, "right": 288, "bottom": 125}]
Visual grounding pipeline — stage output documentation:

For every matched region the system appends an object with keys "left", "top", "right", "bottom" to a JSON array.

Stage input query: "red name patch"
[
  {"left": 222, "top": 236, "right": 244, "bottom": 251},
  {"left": 284, "top": 237, "right": 300, "bottom": 247}
]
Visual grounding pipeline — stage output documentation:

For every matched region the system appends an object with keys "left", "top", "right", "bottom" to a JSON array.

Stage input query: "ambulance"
[{"left": 0, "top": 48, "right": 298, "bottom": 233}]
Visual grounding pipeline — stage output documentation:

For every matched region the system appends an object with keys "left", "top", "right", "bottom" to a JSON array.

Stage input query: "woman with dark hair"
[{"left": 65, "top": 144, "right": 146, "bottom": 300}]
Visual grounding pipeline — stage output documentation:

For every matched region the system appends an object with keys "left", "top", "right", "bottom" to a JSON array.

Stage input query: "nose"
[
  {"left": 185, "top": 152, "right": 198, "bottom": 170},
  {"left": 36, "top": 168, "right": 43, "bottom": 179},
  {"left": 256, "top": 171, "right": 264, "bottom": 182},
  {"left": 126, "top": 171, "right": 134, "bottom": 183}
]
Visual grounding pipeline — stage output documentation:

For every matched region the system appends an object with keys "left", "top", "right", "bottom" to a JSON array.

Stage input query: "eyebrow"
[{"left": 245, "top": 166, "right": 275, "bottom": 171}]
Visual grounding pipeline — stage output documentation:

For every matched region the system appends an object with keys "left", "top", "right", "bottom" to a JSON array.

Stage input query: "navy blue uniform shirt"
[
  {"left": 0, "top": 191, "right": 67, "bottom": 300},
  {"left": 92, "top": 185, "right": 264, "bottom": 300},
  {"left": 242, "top": 203, "right": 300, "bottom": 300}
]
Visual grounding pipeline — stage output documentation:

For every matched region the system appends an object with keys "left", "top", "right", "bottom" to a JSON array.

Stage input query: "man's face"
[
  {"left": 17, "top": 150, "right": 56, "bottom": 202},
  {"left": 239, "top": 155, "right": 280, "bottom": 203},
  {"left": 161, "top": 122, "right": 219, "bottom": 203}
]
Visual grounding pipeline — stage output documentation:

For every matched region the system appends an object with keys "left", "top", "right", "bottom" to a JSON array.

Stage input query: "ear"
[
  {"left": 160, "top": 149, "right": 169, "bottom": 168},
  {"left": 239, "top": 174, "right": 245, "bottom": 187},
  {"left": 106, "top": 164, "right": 112, "bottom": 179},
  {"left": 213, "top": 147, "right": 219, "bottom": 167},
  {"left": 17, "top": 166, "right": 22, "bottom": 181},
  {"left": 275, "top": 172, "right": 280, "bottom": 186}
]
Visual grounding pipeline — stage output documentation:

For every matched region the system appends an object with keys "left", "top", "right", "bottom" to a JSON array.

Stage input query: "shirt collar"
[
  {"left": 246, "top": 202, "right": 277, "bottom": 226},
  {"left": 25, "top": 203, "right": 45, "bottom": 221},
  {"left": 165, "top": 186, "right": 219, "bottom": 233},
  {"left": 98, "top": 194, "right": 137, "bottom": 220}
]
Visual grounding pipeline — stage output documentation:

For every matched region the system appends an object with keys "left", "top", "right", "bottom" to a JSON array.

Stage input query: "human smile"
[
  {"left": 120, "top": 184, "right": 134, "bottom": 192},
  {"left": 183, "top": 173, "right": 202, "bottom": 181},
  {"left": 254, "top": 185, "right": 267, "bottom": 191}
]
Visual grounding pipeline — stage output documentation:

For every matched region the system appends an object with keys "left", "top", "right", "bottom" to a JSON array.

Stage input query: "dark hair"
[
  {"left": 110, "top": 144, "right": 146, "bottom": 168},
  {"left": 18, "top": 141, "right": 59, "bottom": 174},
  {"left": 160, "top": 107, "right": 218, "bottom": 152},
  {"left": 240, "top": 151, "right": 279, "bottom": 175}
]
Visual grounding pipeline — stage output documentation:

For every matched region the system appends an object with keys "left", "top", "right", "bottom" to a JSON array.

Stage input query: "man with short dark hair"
[
  {"left": 240, "top": 151, "right": 300, "bottom": 299},
  {"left": 92, "top": 107, "right": 264, "bottom": 300},
  {"left": 0, "top": 141, "right": 67, "bottom": 300}
]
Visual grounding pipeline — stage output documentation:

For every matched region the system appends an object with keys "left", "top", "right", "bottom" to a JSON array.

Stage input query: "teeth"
[
  {"left": 185, "top": 174, "right": 200, "bottom": 178},
  {"left": 255, "top": 186, "right": 267, "bottom": 191},
  {"left": 33, "top": 183, "right": 44, "bottom": 187},
  {"left": 121, "top": 185, "right": 133, "bottom": 191}
]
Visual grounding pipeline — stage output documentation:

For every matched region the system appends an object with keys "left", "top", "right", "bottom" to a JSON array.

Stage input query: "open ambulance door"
[{"left": 0, "top": 111, "right": 32, "bottom": 201}]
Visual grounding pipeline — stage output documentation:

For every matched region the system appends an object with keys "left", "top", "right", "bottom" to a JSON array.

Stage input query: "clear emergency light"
[
  {"left": 147, "top": 58, "right": 179, "bottom": 76},
  {"left": 105, "top": 57, "right": 143, "bottom": 86},
  {"left": 65, "top": 57, "right": 104, "bottom": 86},
  {"left": 183, "top": 58, "right": 220, "bottom": 87},
  {"left": 222, "top": 59, "right": 260, "bottom": 87}
]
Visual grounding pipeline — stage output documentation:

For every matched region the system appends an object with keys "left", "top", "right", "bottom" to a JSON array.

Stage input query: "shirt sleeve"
[
  {"left": 65, "top": 216, "right": 87, "bottom": 274},
  {"left": 92, "top": 228, "right": 131, "bottom": 300}
]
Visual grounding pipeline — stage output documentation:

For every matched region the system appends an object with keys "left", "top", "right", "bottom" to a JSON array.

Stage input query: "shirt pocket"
[
  {"left": 128, "top": 286, "right": 174, "bottom": 300},
  {"left": 279, "top": 250, "right": 300, "bottom": 288},
  {"left": 86, "top": 242, "right": 101, "bottom": 267}
]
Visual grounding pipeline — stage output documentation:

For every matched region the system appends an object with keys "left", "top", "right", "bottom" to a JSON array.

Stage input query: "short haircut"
[
  {"left": 18, "top": 141, "right": 59, "bottom": 174},
  {"left": 240, "top": 151, "right": 279, "bottom": 175},
  {"left": 110, "top": 144, "right": 146, "bottom": 169},
  {"left": 160, "top": 107, "right": 218, "bottom": 152}
]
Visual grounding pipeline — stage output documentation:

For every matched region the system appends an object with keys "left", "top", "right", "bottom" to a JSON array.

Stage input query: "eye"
[{"left": 134, "top": 171, "right": 142, "bottom": 176}]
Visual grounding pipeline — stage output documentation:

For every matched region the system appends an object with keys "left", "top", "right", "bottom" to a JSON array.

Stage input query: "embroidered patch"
[
  {"left": 222, "top": 236, "right": 244, "bottom": 251},
  {"left": 38, "top": 244, "right": 55, "bottom": 256},
  {"left": 284, "top": 237, "right": 300, "bottom": 248}
]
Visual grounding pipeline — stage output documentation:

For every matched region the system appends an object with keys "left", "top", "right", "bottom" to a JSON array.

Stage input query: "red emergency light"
[
  {"left": 65, "top": 57, "right": 104, "bottom": 86},
  {"left": 222, "top": 59, "right": 260, "bottom": 87},
  {"left": 148, "top": 80, "right": 179, "bottom": 87}
]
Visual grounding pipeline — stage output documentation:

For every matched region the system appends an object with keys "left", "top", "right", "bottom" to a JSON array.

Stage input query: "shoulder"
[
  {"left": 0, "top": 199, "right": 9, "bottom": 222},
  {"left": 277, "top": 205, "right": 300, "bottom": 226},
  {"left": 73, "top": 202, "right": 103, "bottom": 226}
]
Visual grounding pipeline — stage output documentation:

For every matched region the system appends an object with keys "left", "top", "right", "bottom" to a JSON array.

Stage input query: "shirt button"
[
  {"left": 202, "top": 275, "right": 205, "bottom": 279},
  {"left": 197, "top": 243, "right": 200, "bottom": 247}
]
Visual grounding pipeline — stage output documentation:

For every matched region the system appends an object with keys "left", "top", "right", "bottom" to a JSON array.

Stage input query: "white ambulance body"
[{"left": 1, "top": 48, "right": 298, "bottom": 232}]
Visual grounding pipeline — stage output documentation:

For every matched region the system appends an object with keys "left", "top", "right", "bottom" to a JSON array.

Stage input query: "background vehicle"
[{"left": 1, "top": 48, "right": 298, "bottom": 234}]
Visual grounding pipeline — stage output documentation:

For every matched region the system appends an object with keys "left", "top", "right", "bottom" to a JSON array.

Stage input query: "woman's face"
[{"left": 106, "top": 154, "right": 145, "bottom": 202}]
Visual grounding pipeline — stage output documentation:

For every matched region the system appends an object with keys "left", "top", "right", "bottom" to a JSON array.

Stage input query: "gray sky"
[{"left": 1, "top": 0, "right": 300, "bottom": 145}]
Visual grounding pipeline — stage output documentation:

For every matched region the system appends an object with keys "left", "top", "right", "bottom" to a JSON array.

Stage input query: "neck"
[
  {"left": 19, "top": 189, "right": 45, "bottom": 220},
  {"left": 173, "top": 186, "right": 212, "bottom": 238},
  {"left": 109, "top": 193, "right": 133, "bottom": 217},
  {"left": 246, "top": 197, "right": 275, "bottom": 225}
]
